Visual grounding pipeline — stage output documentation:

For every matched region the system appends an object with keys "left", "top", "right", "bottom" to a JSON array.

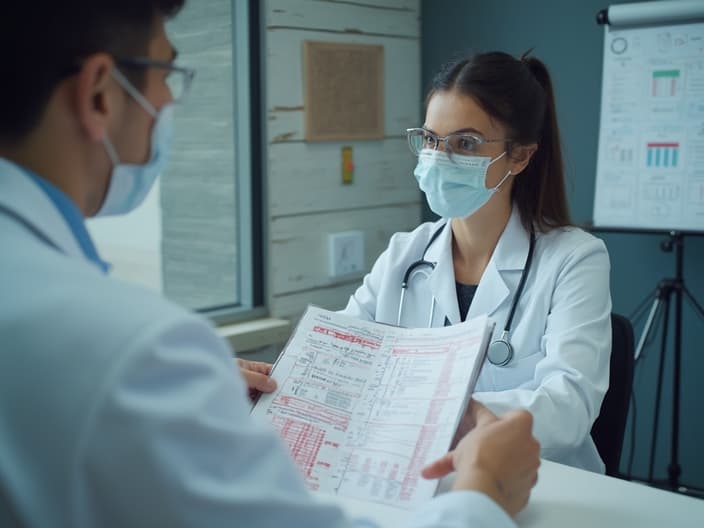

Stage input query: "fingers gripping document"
[{"left": 251, "top": 305, "right": 493, "bottom": 510}]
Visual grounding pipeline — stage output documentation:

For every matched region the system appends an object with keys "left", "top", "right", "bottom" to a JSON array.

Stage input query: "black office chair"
[{"left": 591, "top": 313, "right": 635, "bottom": 477}]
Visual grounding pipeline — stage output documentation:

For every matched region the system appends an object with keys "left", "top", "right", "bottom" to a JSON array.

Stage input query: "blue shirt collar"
[{"left": 23, "top": 168, "right": 110, "bottom": 273}]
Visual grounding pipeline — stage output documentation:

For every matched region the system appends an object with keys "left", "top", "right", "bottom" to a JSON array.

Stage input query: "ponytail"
[{"left": 513, "top": 56, "right": 572, "bottom": 232}]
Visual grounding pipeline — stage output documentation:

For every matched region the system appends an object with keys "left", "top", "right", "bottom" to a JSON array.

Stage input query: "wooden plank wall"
[{"left": 264, "top": 0, "right": 422, "bottom": 321}]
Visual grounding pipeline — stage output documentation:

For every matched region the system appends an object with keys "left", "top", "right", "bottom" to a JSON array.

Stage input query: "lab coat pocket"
[{"left": 485, "top": 349, "right": 544, "bottom": 392}]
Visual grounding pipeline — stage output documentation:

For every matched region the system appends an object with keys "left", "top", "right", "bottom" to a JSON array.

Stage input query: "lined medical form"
[{"left": 251, "top": 306, "right": 492, "bottom": 509}]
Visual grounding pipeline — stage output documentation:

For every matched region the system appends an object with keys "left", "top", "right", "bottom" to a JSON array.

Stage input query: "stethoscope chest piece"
[{"left": 487, "top": 331, "right": 513, "bottom": 367}]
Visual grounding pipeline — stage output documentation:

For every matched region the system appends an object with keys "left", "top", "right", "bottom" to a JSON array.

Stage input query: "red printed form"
[{"left": 250, "top": 305, "right": 492, "bottom": 510}]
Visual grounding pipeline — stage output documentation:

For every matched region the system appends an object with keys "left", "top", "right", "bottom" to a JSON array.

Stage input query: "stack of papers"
[{"left": 251, "top": 305, "right": 492, "bottom": 511}]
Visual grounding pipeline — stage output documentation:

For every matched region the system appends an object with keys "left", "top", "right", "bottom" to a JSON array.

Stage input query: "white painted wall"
[{"left": 263, "top": 0, "right": 422, "bottom": 321}]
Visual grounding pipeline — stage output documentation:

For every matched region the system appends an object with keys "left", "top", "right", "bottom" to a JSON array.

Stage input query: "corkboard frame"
[{"left": 303, "top": 41, "right": 385, "bottom": 142}]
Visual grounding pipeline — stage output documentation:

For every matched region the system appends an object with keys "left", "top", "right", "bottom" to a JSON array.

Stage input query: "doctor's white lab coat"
[
  {"left": 342, "top": 208, "right": 612, "bottom": 473},
  {"left": 0, "top": 158, "right": 515, "bottom": 528}
]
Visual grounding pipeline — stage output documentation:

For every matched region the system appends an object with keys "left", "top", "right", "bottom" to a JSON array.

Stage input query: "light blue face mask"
[
  {"left": 413, "top": 149, "right": 511, "bottom": 219},
  {"left": 96, "top": 69, "right": 174, "bottom": 217}
]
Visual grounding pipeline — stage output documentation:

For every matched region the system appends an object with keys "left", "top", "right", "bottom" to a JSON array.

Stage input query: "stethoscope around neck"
[{"left": 396, "top": 222, "right": 536, "bottom": 367}]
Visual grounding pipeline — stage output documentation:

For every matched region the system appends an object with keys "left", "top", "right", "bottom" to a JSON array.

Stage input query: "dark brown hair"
[
  {"left": 427, "top": 51, "right": 571, "bottom": 232},
  {"left": 0, "top": 0, "right": 186, "bottom": 143}
]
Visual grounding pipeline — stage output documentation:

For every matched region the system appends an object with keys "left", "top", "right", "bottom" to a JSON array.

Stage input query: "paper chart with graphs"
[
  {"left": 250, "top": 306, "right": 491, "bottom": 510},
  {"left": 594, "top": 21, "right": 704, "bottom": 232}
]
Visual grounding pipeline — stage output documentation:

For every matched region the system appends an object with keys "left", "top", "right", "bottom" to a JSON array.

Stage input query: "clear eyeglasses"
[
  {"left": 117, "top": 58, "right": 196, "bottom": 104},
  {"left": 406, "top": 127, "right": 511, "bottom": 160}
]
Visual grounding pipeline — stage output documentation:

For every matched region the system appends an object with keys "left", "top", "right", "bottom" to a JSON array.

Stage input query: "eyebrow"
[{"left": 422, "top": 125, "right": 487, "bottom": 137}]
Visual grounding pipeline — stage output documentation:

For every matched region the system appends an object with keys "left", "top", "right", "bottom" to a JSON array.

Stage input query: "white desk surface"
[
  {"left": 323, "top": 459, "right": 704, "bottom": 527},
  {"left": 515, "top": 459, "right": 704, "bottom": 527}
]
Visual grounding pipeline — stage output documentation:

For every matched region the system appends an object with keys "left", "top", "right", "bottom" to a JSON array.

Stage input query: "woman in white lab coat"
[{"left": 341, "top": 52, "right": 612, "bottom": 473}]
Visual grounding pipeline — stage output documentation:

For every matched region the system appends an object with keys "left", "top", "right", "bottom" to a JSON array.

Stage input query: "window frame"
[{"left": 201, "top": 0, "right": 265, "bottom": 325}]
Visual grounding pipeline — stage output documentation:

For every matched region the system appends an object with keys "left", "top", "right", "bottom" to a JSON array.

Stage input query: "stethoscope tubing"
[
  {"left": 397, "top": 224, "right": 445, "bottom": 326},
  {"left": 397, "top": 221, "right": 536, "bottom": 367}
]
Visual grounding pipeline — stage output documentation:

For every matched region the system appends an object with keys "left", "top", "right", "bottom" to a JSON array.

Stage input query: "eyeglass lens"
[{"left": 407, "top": 130, "right": 482, "bottom": 157}]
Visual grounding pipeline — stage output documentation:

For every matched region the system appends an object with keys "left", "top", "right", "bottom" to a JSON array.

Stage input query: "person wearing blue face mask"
[
  {"left": 341, "top": 52, "right": 612, "bottom": 474},
  {"left": 0, "top": 4, "right": 540, "bottom": 527}
]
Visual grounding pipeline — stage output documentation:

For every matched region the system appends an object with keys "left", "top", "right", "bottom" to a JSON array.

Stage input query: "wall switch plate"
[{"left": 328, "top": 231, "right": 365, "bottom": 278}]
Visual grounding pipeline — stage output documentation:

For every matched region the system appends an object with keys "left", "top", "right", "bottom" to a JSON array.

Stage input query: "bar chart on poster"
[{"left": 593, "top": 1, "right": 704, "bottom": 233}]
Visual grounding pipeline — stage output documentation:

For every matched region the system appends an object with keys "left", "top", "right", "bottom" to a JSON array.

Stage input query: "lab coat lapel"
[
  {"left": 467, "top": 207, "right": 531, "bottom": 321},
  {"left": 425, "top": 221, "right": 461, "bottom": 326},
  {"left": 0, "top": 158, "right": 86, "bottom": 262}
]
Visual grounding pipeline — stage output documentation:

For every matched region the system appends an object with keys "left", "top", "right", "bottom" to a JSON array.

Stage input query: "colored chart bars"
[
  {"left": 646, "top": 142, "right": 680, "bottom": 168},
  {"left": 652, "top": 69, "right": 680, "bottom": 97}
]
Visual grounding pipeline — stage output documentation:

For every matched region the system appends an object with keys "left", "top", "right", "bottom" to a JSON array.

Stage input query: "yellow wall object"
[{"left": 342, "top": 146, "right": 354, "bottom": 184}]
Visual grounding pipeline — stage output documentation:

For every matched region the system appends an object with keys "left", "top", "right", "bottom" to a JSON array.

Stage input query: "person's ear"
[
  {"left": 72, "top": 54, "right": 119, "bottom": 142},
  {"left": 508, "top": 143, "right": 538, "bottom": 176}
]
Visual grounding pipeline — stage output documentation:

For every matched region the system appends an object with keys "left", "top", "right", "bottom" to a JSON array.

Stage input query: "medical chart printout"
[
  {"left": 250, "top": 306, "right": 491, "bottom": 510},
  {"left": 593, "top": 20, "right": 704, "bottom": 232}
]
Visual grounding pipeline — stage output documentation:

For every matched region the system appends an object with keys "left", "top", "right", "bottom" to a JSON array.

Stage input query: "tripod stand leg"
[
  {"left": 648, "top": 293, "right": 670, "bottom": 483},
  {"left": 683, "top": 287, "right": 704, "bottom": 320},
  {"left": 636, "top": 297, "right": 662, "bottom": 360},
  {"left": 668, "top": 281, "right": 685, "bottom": 489}
]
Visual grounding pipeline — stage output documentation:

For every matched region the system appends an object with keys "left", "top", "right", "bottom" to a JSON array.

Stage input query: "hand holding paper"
[
  {"left": 422, "top": 404, "right": 540, "bottom": 517},
  {"left": 237, "top": 358, "right": 277, "bottom": 400}
]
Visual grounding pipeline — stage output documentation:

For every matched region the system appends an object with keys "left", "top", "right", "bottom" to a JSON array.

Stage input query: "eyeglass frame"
[
  {"left": 406, "top": 127, "right": 513, "bottom": 158},
  {"left": 115, "top": 57, "right": 196, "bottom": 103}
]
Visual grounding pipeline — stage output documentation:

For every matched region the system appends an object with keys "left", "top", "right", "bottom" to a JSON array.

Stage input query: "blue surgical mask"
[
  {"left": 97, "top": 69, "right": 175, "bottom": 217},
  {"left": 413, "top": 149, "right": 511, "bottom": 219}
]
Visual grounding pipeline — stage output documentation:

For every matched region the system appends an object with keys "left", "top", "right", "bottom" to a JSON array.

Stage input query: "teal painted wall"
[{"left": 420, "top": 0, "right": 704, "bottom": 488}]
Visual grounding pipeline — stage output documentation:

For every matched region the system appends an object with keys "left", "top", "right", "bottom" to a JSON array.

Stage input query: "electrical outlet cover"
[{"left": 328, "top": 231, "right": 365, "bottom": 278}]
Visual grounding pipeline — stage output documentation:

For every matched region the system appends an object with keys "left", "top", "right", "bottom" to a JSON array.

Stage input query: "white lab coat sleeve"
[
  {"left": 72, "top": 314, "right": 513, "bottom": 528},
  {"left": 73, "top": 315, "right": 350, "bottom": 528},
  {"left": 474, "top": 237, "right": 612, "bottom": 455},
  {"left": 341, "top": 242, "right": 392, "bottom": 322},
  {"left": 407, "top": 491, "right": 516, "bottom": 528}
]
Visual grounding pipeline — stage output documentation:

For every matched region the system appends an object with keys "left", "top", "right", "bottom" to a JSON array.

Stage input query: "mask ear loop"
[
  {"left": 102, "top": 67, "right": 163, "bottom": 168},
  {"left": 488, "top": 151, "right": 507, "bottom": 165},
  {"left": 102, "top": 136, "right": 120, "bottom": 166},
  {"left": 486, "top": 151, "right": 512, "bottom": 192},
  {"left": 492, "top": 169, "right": 512, "bottom": 192}
]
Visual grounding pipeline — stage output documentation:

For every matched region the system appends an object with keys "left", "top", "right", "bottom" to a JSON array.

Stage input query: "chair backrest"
[{"left": 591, "top": 313, "right": 635, "bottom": 477}]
